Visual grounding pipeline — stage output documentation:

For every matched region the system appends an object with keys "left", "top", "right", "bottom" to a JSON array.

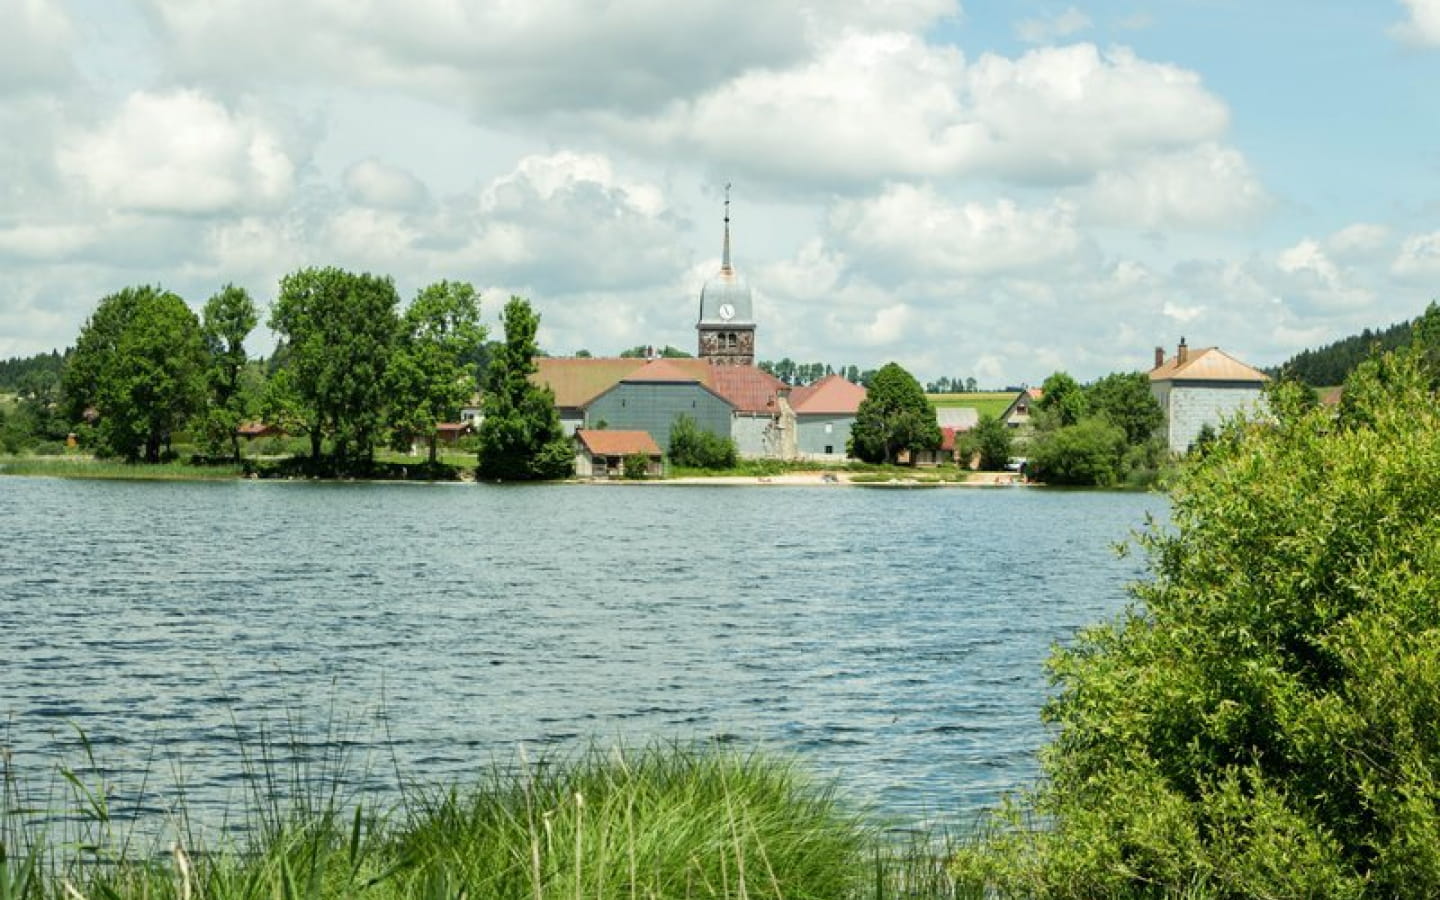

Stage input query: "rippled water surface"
[{"left": 1, "top": 477, "right": 1164, "bottom": 831}]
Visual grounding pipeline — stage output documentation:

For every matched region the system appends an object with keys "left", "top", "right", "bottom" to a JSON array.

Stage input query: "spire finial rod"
[{"left": 722, "top": 182, "right": 732, "bottom": 272}]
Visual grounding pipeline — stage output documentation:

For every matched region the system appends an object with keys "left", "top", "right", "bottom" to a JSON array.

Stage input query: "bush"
[
  {"left": 668, "top": 414, "right": 737, "bottom": 469},
  {"left": 622, "top": 451, "right": 651, "bottom": 479},
  {"left": 1027, "top": 418, "right": 1126, "bottom": 486},
  {"left": 966, "top": 348, "right": 1440, "bottom": 897}
]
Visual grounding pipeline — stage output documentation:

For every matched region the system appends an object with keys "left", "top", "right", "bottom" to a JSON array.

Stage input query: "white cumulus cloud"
[
  {"left": 1390, "top": 0, "right": 1440, "bottom": 46},
  {"left": 58, "top": 90, "right": 297, "bottom": 215},
  {"left": 829, "top": 184, "right": 1084, "bottom": 279},
  {"left": 1392, "top": 230, "right": 1440, "bottom": 280},
  {"left": 1078, "top": 143, "right": 1268, "bottom": 229},
  {"left": 343, "top": 159, "right": 430, "bottom": 211},
  {"left": 627, "top": 39, "right": 1231, "bottom": 189}
]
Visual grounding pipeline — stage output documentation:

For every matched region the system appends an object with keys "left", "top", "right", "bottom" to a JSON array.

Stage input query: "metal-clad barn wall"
[
  {"left": 796, "top": 414, "right": 854, "bottom": 458},
  {"left": 585, "top": 382, "right": 732, "bottom": 453}
]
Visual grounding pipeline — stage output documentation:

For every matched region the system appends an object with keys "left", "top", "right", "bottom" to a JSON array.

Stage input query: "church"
[{"left": 531, "top": 194, "right": 866, "bottom": 475}]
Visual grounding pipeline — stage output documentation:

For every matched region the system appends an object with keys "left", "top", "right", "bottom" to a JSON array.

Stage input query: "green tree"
[
  {"left": 387, "top": 280, "right": 485, "bottom": 464},
  {"left": 848, "top": 362, "right": 941, "bottom": 464},
  {"left": 668, "top": 413, "right": 737, "bottom": 469},
  {"left": 476, "top": 297, "right": 573, "bottom": 480},
  {"left": 267, "top": 267, "right": 400, "bottom": 466},
  {"left": 620, "top": 344, "right": 692, "bottom": 358},
  {"left": 1037, "top": 371, "right": 1087, "bottom": 428},
  {"left": 968, "top": 348, "right": 1440, "bottom": 897},
  {"left": 62, "top": 286, "right": 206, "bottom": 462},
  {"left": 1026, "top": 418, "right": 1126, "bottom": 485},
  {"left": 201, "top": 284, "right": 258, "bottom": 461},
  {"left": 1085, "top": 371, "right": 1163, "bottom": 445},
  {"left": 964, "top": 412, "right": 1013, "bottom": 471}
]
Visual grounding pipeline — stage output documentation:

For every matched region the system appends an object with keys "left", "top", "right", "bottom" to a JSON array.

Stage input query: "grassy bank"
[
  {"left": 0, "top": 455, "right": 246, "bottom": 480},
  {"left": 3, "top": 741, "right": 964, "bottom": 900},
  {"left": 0, "top": 454, "right": 468, "bottom": 482}
]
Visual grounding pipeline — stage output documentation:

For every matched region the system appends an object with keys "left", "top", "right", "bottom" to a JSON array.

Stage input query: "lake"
[{"left": 0, "top": 477, "right": 1164, "bottom": 835}]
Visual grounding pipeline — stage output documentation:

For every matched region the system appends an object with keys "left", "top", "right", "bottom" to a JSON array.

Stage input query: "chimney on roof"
[
  {"left": 1177, "top": 337, "right": 1189, "bottom": 365},
  {"left": 1154, "top": 346, "right": 1165, "bottom": 369}
]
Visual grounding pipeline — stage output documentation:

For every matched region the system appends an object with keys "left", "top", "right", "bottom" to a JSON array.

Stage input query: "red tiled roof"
[
  {"left": 789, "top": 374, "right": 867, "bottom": 415},
  {"left": 236, "top": 421, "right": 277, "bottom": 437},
  {"left": 435, "top": 422, "right": 471, "bottom": 435},
  {"left": 707, "top": 364, "right": 789, "bottom": 413},
  {"left": 1149, "top": 347, "right": 1269, "bottom": 383},
  {"left": 575, "top": 429, "right": 662, "bottom": 456}
]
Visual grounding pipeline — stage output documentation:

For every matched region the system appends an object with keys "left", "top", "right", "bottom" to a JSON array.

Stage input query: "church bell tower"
[{"left": 696, "top": 185, "right": 756, "bottom": 366}]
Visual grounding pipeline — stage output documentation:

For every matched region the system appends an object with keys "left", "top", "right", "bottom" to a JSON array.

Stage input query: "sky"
[{"left": 1, "top": 0, "right": 1438, "bottom": 385}]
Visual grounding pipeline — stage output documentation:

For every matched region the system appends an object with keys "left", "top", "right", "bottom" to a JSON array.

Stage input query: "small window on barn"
[{"left": 824, "top": 445, "right": 834, "bottom": 454}]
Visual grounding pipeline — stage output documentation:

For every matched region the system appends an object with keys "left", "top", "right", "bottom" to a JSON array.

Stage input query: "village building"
[
  {"left": 573, "top": 429, "right": 664, "bottom": 479},
  {"left": 999, "top": 388, "right": 1042, "bottom": 430},
  {"left": 788, "top": 374, "right": 867, "bottom": 461},
  {"left": 528, "top": 194, "right": 864, "bottom": 470},
  {"left": 1149, "top": 338, "right": 1269, "bottom": 452}
]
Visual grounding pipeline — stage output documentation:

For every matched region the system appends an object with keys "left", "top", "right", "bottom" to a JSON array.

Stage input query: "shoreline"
[{"left": 0, "top": 455, "right": 1025, "bottom": 487}]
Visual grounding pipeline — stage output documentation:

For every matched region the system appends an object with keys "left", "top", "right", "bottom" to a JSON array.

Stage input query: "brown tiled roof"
[
  {"left": 435, "top": 422, "right": 471, "bottom": 435},
  {"left": 1149, "top": 347, "right": 1269, "bottom": 383},
  {"left": 707, "top": 364, "right": 789, "bottom": 414},
  {"left": 623, "top": 358, "right": 710, "bottom": 383},
  {"left": 575, "top": 429, "right": 662, "bottom": 456},
  {"left": 789, "top": 374, "right": 866, "bottom": 415},
  {"left": 533, "top": 357, "right": 648, "bottom": 408}
]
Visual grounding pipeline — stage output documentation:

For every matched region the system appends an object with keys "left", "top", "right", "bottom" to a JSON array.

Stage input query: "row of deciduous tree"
[{"left": 53, "top": 269, "right": 574, "bottom": 478}]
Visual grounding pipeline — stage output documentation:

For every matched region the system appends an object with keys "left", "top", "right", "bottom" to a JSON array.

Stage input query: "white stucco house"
[{"left": 1149, "top": 339, "right": 1269, "bottom": 453}]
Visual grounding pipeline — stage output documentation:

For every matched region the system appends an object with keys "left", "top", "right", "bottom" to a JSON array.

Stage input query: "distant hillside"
[
  {"left": 1274, "top": 316, "right": 1417, "bottom": 386},
  {"left": 0, "top": 349, "right": 66, "bottom": 394}
]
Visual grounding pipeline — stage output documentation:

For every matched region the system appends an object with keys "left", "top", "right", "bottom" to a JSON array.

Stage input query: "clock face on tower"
[{"left": 718, "top": 303, "right": 735, "bottom": 321}]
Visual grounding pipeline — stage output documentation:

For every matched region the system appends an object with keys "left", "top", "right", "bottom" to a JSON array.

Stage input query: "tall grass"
[
  {"left": 1, "top": 737, "right": 966, "bottom": 900},
  {"left": 0, "top": 457, "right": 245, "bottom": 481}
]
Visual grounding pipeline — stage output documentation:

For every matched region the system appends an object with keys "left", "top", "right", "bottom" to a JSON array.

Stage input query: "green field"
[{"left": 927, "top": 391, "right": 1017, "bottom": 419}]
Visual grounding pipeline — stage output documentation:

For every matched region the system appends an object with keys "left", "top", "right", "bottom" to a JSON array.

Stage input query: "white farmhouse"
[{"left": 1149, "top": 338, "right": 1269, "bottom": 453}]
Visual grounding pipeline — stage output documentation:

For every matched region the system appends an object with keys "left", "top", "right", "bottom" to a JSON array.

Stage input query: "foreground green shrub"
[{"left": 962, "top": 349, "right": 1440, "bottom": 897}]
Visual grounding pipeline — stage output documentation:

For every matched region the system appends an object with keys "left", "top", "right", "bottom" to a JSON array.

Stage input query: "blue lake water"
[{"left": 0, "top": 477, "right": 1164, "bottom": 836}]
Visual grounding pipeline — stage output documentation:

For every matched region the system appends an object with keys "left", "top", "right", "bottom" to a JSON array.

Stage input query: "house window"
[
  {"left": 824, "top": 445, "right": 834, "bottom": 454},
  {"left": 824, "top": 423, "right": 833, "bottom": 434}
]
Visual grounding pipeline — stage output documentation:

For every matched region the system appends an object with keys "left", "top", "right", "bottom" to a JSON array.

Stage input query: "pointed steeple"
[{"left": 721, "top": 182, "right": 732, "bottom": 273}]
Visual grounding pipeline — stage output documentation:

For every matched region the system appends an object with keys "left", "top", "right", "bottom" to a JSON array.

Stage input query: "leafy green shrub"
[
  {"left": 668, "top": 413, "right": 737, "bottom": 469},
  {"left": 1027, "top": 418, "right": 1126, "bottom": 485},
  {"left": 966, "top": 348, "right": 1440, "bottom": 897},
  {"left": 622, "top": 451, "right": 650, "bottom": 479}
]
